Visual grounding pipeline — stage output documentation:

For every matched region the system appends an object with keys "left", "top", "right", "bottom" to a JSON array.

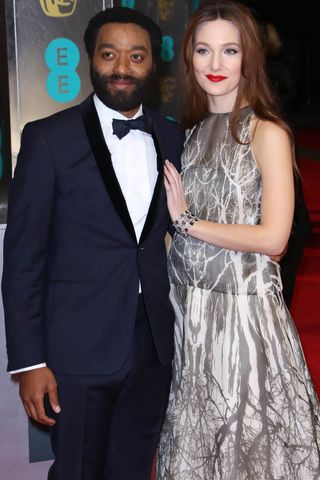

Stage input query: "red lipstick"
[{"left": 206, "top": 75, "right": 227, "bottom": 82}]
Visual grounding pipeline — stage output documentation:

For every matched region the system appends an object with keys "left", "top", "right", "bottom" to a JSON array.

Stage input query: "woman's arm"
[{"left": 164, "top": 120, "right": 295, "bottom": 256}]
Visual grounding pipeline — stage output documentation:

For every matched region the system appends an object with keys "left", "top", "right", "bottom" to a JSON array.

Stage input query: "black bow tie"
[{"left": 112, "top": 115, "right": 152, "bottom": 140}]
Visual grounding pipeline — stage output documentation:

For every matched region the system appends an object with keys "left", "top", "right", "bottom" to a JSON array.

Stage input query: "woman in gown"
[{"left": 157, "top": 1, "right": 320, "bottom": 479}]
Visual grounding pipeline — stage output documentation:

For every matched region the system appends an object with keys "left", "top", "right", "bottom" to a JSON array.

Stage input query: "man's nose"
[{"left": 113, "top": 53, "right": 130, "bottom": 74}]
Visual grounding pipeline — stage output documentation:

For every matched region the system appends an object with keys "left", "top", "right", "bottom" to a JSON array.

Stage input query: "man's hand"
[{"left": 19, "top": 367, "right": 61, "bottom": 426}]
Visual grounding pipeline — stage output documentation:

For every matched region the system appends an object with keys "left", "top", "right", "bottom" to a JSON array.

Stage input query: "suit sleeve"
[{"left": 2, "top": 122, "right": 55, "bottom": 371}]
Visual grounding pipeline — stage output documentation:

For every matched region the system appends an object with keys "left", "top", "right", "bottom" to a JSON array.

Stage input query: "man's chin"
[
  {"left": 97, "top": 92, "right": 140, "bottom": 113},
  {"left": 106, "top": 87, "right": 135, "bottom": 101}
]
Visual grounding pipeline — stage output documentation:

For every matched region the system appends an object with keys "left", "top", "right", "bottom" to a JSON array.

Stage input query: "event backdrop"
[
  {"left": 0, "top": 1, "right": 203, "bottom": 478},
  {"left": 114, "top": 0, "right": 202, "bottom": 119},
  {"left": 0, "top": 1, "right": 12, "bottom": 223},
  {"left": 1, "top": 1, "right": 111, "bottom": 479}
]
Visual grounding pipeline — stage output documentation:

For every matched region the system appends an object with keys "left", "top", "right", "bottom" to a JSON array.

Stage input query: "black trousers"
[{"left": 47, "top": 296, "right": 172, "bottom": 480}]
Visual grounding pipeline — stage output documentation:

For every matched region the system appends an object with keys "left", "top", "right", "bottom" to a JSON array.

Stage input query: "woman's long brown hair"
[{"left": 181, "top": 0, "right": 293, "bottom": 146}]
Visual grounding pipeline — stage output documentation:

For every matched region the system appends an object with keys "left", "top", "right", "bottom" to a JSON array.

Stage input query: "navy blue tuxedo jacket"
[{"left": 2, "top": 95, "right": 184, "bottom": 375}]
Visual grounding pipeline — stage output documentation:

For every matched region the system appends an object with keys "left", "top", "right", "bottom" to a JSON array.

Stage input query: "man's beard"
[{"left": 90, "top": 65, "right": 154, "bottom": 112}]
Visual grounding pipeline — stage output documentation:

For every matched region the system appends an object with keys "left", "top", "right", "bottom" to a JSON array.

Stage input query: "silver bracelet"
[{"left": 173, "top": 210, "right": 199, "bottom": 236}]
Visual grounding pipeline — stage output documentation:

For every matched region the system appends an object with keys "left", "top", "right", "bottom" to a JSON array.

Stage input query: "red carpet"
[
  {"left": 296, "top": 129, "right": 320, "bottom": 151},
  {"left": 291, "top": 135, "right": 320, "bottom": 397}
]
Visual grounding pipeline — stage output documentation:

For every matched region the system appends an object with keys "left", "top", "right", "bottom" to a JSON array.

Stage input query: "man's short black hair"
[{"left": 84, "top": 7, "right": 162, "bottom": 62}]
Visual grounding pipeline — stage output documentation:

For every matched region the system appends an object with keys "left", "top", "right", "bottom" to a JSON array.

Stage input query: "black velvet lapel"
[
  {"left": 139, "top": 110, "right": 165, "bottom": 245},
  {"left": 80, "top": 95, "right": 136, "bottom": 242}
]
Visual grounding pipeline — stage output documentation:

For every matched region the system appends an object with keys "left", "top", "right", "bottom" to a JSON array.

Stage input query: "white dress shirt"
[
  {"left": 10, "top": 94, "right": 158, "bottom": 374},
  {"left": 93, "top": 94, "right": 158, "bottom": 242}
]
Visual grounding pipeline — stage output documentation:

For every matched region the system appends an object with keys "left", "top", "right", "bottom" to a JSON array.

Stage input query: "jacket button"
[{"left": 140, "top": 247, "right": 144, "bottom": 251}]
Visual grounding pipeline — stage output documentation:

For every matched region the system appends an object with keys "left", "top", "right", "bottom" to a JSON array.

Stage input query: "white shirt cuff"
[{"left": 9, "top": 363, "right": 47, "bottom": 374}]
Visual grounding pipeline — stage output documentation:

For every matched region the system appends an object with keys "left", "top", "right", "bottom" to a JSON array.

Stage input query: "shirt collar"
[{"left": 93, "top": 94, "right": 143, "bottom": 127}]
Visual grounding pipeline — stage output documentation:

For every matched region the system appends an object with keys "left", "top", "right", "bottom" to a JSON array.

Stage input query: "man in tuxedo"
[{"left": 2, "top": 7, "right": 184, "bottom": 480}]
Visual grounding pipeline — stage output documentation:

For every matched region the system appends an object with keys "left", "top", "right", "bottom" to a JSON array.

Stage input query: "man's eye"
[
  {"left": 131, "top": 54, "right": 143, "bottom": 61},
  {"left": 102, "top": 51, "right": 114, "bottom": 59}
]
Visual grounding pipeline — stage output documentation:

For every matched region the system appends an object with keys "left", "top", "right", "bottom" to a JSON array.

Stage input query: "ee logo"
[
  {"left": 120, "top": 0, "right": 135, "bottom": 8},
  {"left": 161, "top": 35, "right": 175, "bottom": 62},
  {"left": 45, "top": 38, "right": 80, "bottom": 103},
  {"left": 192, "top": 0, "right": 200, "bottom": 11}
]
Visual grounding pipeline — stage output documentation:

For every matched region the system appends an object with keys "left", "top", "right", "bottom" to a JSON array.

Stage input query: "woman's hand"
[{"left": 164, "top": 160, "right": 188, "bottom": 222}]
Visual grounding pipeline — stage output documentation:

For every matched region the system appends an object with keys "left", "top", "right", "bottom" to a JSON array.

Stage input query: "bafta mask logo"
[
  {"left": 40, "top": 0, "right": 77, "bottom": 17},
  {"left": 160, "top": 76, "right": 176, "bottom": 104},
  {"left": 157, "top": 0, "right": 175, "bottom": 22}
]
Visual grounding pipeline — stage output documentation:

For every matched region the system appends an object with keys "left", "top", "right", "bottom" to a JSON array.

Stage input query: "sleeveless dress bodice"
[{"left": 168, "top": 107, "right": 281, "bottom": 296}]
